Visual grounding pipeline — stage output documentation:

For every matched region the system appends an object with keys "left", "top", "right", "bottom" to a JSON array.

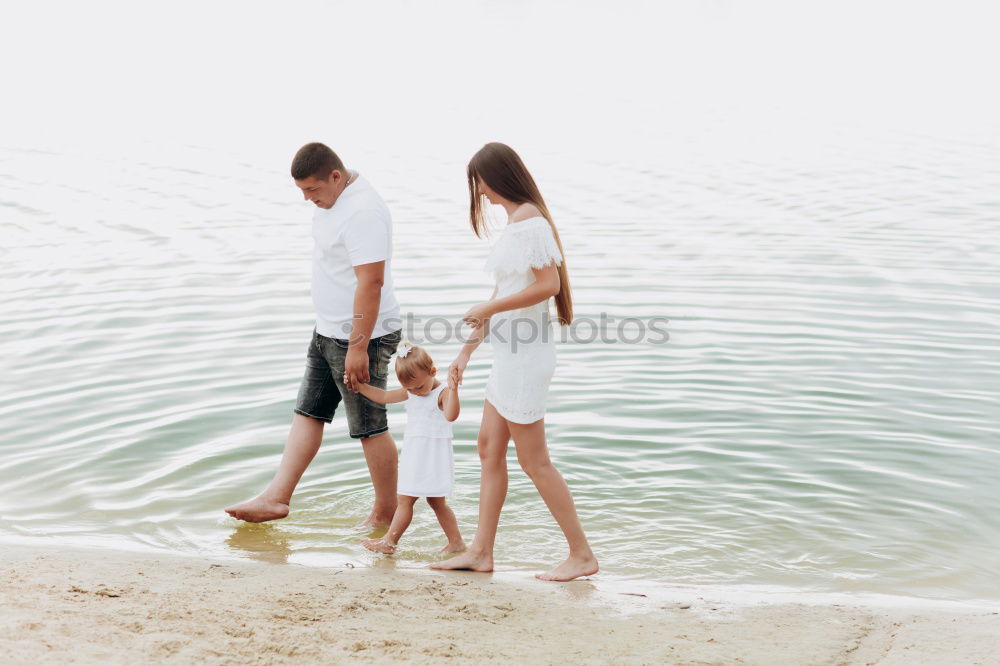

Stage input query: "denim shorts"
[{"left": 294, "top": 328, "right": 402, "bottom": 439}]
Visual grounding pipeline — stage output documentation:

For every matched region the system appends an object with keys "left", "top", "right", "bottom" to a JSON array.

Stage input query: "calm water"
[{"left": 2, "top": 1, "right": 999, "bottom": 602}]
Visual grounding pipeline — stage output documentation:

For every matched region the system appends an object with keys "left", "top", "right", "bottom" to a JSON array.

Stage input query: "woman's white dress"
[
  {"left": 397, "top": 382, "right": 454, "bottom": 498},
  {"left": 483, "top": 216, "right": 564, "bottom": 424}
]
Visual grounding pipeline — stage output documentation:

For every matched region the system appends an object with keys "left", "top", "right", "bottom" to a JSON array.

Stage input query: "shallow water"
[{"left": 2, "top": 1, "right": 999, "bottom": 602}]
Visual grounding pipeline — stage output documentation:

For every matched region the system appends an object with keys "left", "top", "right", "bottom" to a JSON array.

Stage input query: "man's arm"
[{"left": 344, "top": 260, "right": 384, "bottom": 391}]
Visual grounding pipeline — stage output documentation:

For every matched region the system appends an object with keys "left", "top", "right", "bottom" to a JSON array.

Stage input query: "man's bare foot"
[
  {"left": 430, "top": 548, "right": 492, "bottom": 572},
  {"left": 224, "top": 496, "right": 290, "bottom": 523},
  {"left": 363, "top": 537, "right": 397, "bottom": 554},
  {"left": 535, "top": 555, "right": 599, "bottom": 582},
  {"left": 440, "top": 541, "right": 466, "bottom": 554}
]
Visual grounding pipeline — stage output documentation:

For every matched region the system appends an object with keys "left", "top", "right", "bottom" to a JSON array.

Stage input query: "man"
[{"left": 225, "top": 142, "right": 402, "bottom": 527}]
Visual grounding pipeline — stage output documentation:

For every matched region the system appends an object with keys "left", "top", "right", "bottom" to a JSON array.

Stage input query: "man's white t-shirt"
[{"left": 311, "top": 173, "right": 401, "bottom": 340}]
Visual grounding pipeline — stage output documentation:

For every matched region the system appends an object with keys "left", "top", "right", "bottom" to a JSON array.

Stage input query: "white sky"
[{"left": 2, "top": 0, "right": 998, "bottom": 164}]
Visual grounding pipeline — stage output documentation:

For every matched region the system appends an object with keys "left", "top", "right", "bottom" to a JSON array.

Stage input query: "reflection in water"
[{"left": 226, "top": 524, "right": 293, "bottom": 564}]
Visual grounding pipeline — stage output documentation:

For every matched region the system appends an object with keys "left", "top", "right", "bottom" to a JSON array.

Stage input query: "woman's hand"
[
  {"left": 449, "top": 354, "right": 469, "bottom": 389},
  {"left": 462, "top": 302, "right": 494, "bottom": 330}
]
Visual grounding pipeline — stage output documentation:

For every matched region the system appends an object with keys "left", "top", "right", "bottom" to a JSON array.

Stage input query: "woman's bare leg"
[
  {"left": 509, "top": 419, "right": 599, "bottom": 582},
  {"left": 225, "top": 413, "right": 324, "bottom": 522},
  {"left": 431, "top": 400, "right": 510, "bottom": 571}
]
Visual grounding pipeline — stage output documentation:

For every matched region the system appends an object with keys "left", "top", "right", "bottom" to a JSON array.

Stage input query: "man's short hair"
[{"left": 291, "top": 142, "right": 346, "bottom": 180}]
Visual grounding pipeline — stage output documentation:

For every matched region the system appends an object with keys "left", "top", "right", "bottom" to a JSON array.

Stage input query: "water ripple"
[{"left": 2, "top": 130, "right": 999, "bottom": 602}]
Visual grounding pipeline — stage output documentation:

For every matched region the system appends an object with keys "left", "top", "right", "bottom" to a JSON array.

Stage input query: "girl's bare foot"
[
  {"left": 440, "top": 541, "right": 467, "bottom": 554},
  {"left": 430, "top": 548, "right": 493, "bottom": 572},
  {"left": 224, "top": 496, "right": 290, "bottom": 523},
  {"left": 362, "top": 538, "right": 397, "bottom": 554},
  {"left": 535, "top": 555, "right": 599, "bottom": 582}
]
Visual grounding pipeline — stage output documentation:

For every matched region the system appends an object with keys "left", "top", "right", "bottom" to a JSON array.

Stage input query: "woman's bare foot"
[
  {"left": 359, "top": 516, "right": 392, "bottom": 531},
  {"left": 224, "top": 496, "right": 290, "bottom": 523},
  {"left": 363, "top": 537, "right": 397, "bottom": 554},
  {"left": 440, "top": 541, "right": 467, "bottom": 554},
  {"left": 357, "top": 507, "right": 394, "bottom": 531},
  {"left": 535, "top": 555, "right": 599, "bottom": 582},
  {"left": 430, "top": 548, "right": 493, "bottom": 572}
]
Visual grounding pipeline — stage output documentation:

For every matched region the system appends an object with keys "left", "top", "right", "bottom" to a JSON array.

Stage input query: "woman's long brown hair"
[{"left": 467, "top": 142, "right": 573, "bottom": 325}]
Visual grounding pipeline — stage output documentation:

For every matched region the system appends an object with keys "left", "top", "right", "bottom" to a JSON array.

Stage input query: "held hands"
[
  {"left": 448, "top": 354, "right": 469, "bottom": 389},
  {"left": 452, "top": 299, "right": 492, "bottom": 388},
  {"left": 343, "top": 347, "right": 369, "bottom": 392}
]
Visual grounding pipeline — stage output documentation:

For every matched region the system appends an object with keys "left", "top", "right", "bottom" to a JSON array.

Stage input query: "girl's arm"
[
  {"left": 355, "top": 384, "right": 409, "bottom": 405},
  {"left": 438, "top": 383, "right": 460, "bottom": 422}
]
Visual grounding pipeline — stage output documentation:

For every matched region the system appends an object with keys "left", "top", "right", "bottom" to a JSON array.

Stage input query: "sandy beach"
[{"left": 0, "top": 543, "right": 996, "bottom": 665}]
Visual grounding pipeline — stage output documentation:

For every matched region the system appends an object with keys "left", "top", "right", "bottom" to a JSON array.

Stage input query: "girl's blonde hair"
[{"left": 394, "top": 343, "right": 435, "bottom": 384}]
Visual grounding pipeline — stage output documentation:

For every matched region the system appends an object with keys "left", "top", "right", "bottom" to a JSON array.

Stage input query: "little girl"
[{"left": 350, "top": 342, "right": 465, "bottom": 555}]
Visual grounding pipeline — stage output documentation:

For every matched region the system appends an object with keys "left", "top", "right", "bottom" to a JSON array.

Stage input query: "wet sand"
[{"left": 1, "top": 543, "right": 997, "bottom": 665}]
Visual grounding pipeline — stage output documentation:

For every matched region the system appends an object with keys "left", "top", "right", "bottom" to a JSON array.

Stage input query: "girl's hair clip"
[{"left": 397, "top": 342, "right": 413, "bottom": 358}]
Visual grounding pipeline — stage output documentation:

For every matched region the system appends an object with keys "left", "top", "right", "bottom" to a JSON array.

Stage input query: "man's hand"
[{"left": 344, "top": 347, "right": 370, "bottom": 391}]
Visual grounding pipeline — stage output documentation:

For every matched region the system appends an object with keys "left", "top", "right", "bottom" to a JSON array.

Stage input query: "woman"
[{"left": 431, "top": 142, "right": 598, "bottom": 581}]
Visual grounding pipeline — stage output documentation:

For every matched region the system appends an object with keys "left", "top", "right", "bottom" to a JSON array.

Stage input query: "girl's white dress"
[
  {"left": 397, "top": 382, "right": 454, "bottom": 498},
  {"left": 483, "top": 216, "right": 564, "bottom": 424}
]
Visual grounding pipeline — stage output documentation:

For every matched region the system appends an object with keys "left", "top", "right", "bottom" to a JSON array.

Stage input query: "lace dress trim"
[{"left": 484, "top": 217, "right": 563, "bottom": 278}]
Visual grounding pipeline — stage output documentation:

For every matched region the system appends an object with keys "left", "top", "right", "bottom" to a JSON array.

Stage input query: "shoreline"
[
  {"left": 3, "top": 542, "right": 999, "bottom": 664},
  {"left": 2, "top": 534, "right": 994, "bottom": 615}
]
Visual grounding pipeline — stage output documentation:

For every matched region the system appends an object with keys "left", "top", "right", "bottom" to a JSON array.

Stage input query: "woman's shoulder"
[{"left": 510, "top": 203, "right": 543, "bottom": 223}]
